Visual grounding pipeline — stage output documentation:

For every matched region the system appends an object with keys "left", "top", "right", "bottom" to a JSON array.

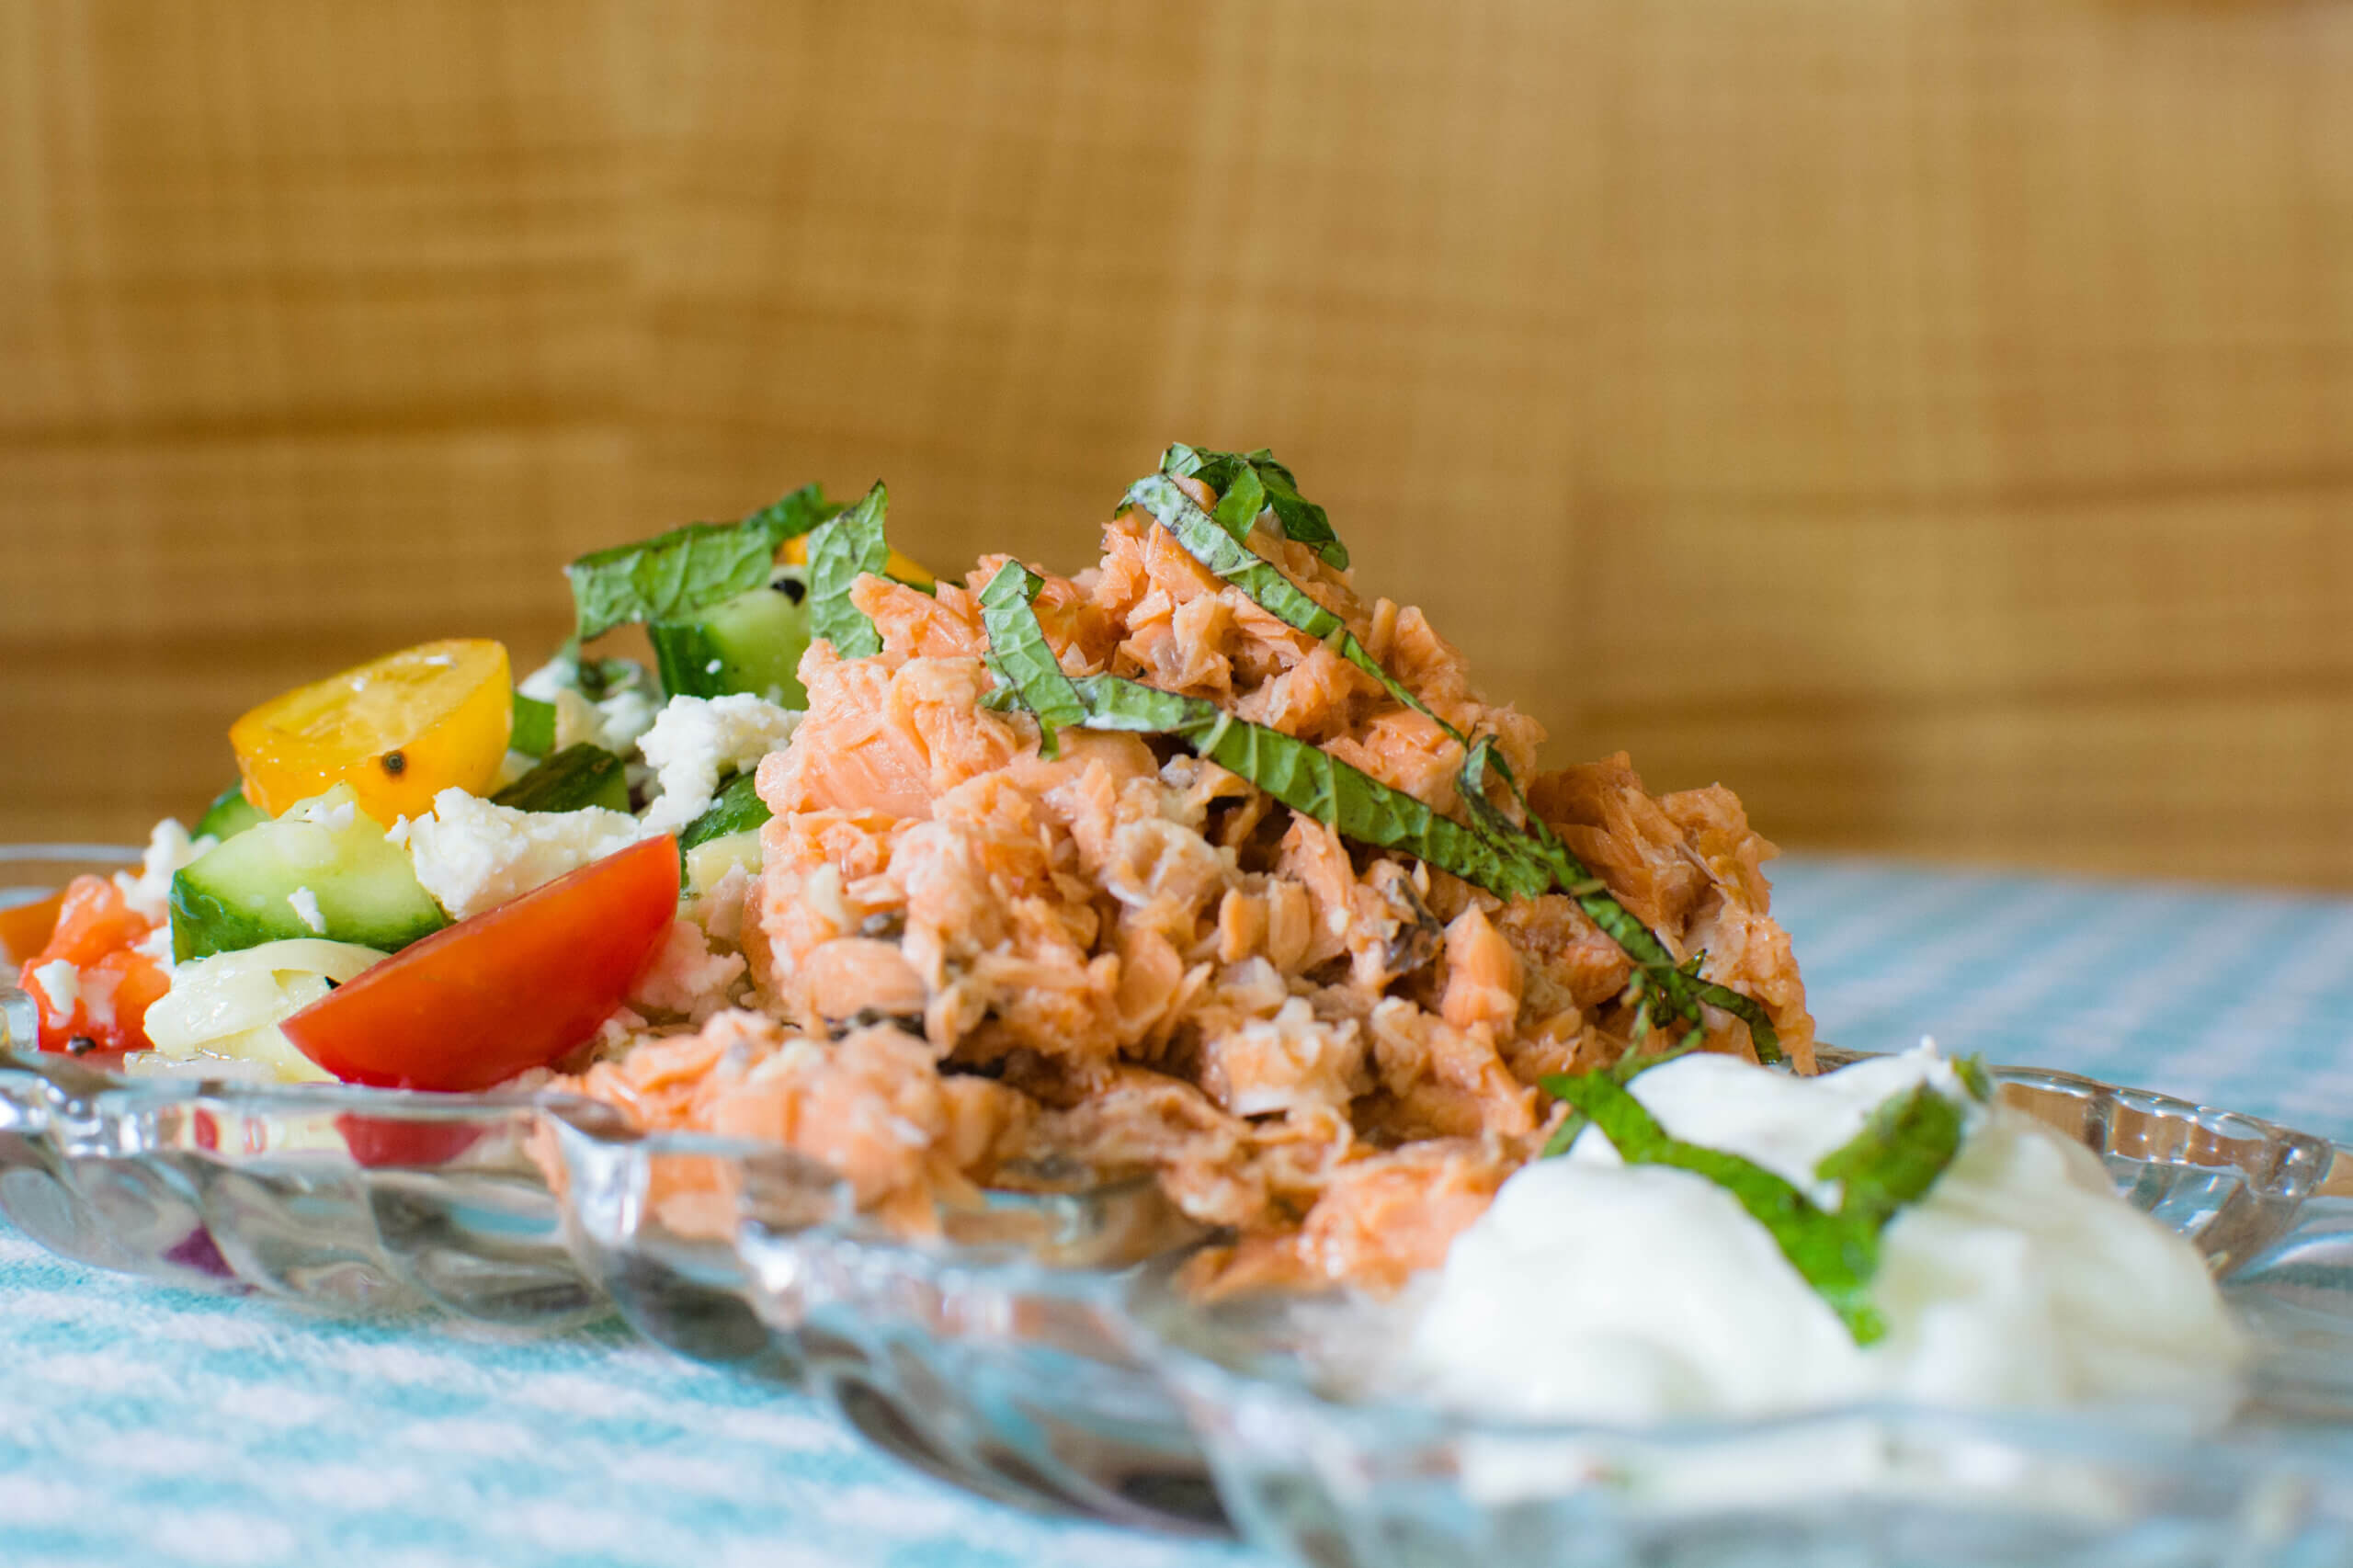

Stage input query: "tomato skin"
[
  {"left": 334, "top": 1114, "right": 485, "bottom": 1169},
  {"left": 281, "top": 835, "right": 679, "bottom": 1093},
  {"left": 14, "top": 876, "right": 167, "bottom": 1055}
]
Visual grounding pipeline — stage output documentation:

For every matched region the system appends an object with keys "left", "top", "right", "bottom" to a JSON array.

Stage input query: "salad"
[{"left": 4, "top": 445, "right": 2234, "bottom": 1407}]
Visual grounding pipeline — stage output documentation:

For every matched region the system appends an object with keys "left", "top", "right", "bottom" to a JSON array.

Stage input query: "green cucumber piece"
[
  {"left": 684, "top": 830, "right": 764, "bottom": 893},
  {"left": 679, "top": 770, "right": 771, "bottom": 852},
  {"left": 195, "top": 784, "right": 270, "bottom": 843},
  {"left": 492, "top": 744, "right": 631, "bottom": 814},
  {"left": 170, "top": 784, "right": 450, "bottom": 961},
  {"left": 511, "top": 694, "right": 557, "bottom": 758},
  {"left": 650, "top": 571, "right": 812, "bottom": 708}
]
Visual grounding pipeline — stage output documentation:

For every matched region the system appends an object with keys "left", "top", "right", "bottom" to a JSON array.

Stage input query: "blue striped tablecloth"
[{"left": 6, "top": 857, "right": 2350, "bottom": 1568}]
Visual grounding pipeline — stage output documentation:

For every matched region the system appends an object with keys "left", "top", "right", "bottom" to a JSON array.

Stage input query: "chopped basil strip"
[
  {"left": 977, "top": 562, "right": 1086, "bottom": 756},
  {"left": 679, "top": 769, "right": 771, "bottom": 853},
  {"left": 1124, "top": 472, "right": 1432, "bottom": 722},
  {"left": 1132, "top": 459, "right": 1787, "bottom": 1064},
  {"left": 978, "top": 587, "right": 1547, "bottom": 892},
  {"left": 1540, "top": 1069, "right": 1971, "bottom": 1345},
  {"left": 805, "top": 482, "right": 891, "bottom": 661},
  {"left": 1074, "top": 675, "right": 1544, "bottom": 891},
  {"left": 1538, "top": 1045, "right": 1693, "bottom": 1157},
  {"left": 1460, "top": 738, "right": 1784, "bottom": 1065},
  {"left": 1160, "top": 445, "right": 1348, "bottom": 568},
  {"left": 1816, "top": 1082, "right": 1967, "bottom": 1229},
  {"left": 1952, "top": 1053, "right": 1997, "bottom": 1105},
  {"left": 566, "top": 482, "right": 841, "bottom": 642}
]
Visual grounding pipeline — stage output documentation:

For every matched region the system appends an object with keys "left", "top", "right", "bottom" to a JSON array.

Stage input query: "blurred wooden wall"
[{"left": 6, "top": 0, "right": 2353, "bottom": 885}]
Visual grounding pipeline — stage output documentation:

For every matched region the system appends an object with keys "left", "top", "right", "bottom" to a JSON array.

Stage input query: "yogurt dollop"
[{"left": 1406, "top": 1045, "right": 2242, "bottom": 1425}]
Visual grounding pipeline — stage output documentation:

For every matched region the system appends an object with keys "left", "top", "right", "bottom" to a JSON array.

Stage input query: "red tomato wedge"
[{"left": 281, "top": 835, "right": 679, "bottom": 1092}]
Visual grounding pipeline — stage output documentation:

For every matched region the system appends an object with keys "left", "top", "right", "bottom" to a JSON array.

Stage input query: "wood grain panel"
[{"left": 4, "top": 0, "right": 2351, "bottom": 890}]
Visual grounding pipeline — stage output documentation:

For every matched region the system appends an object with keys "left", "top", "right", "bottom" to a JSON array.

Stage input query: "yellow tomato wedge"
[
  {"left": 231, "top": 639, "right": 514, "bottom": 823},
  {"left": 779, "top": 533, "right": 937, "bottom": 588}
]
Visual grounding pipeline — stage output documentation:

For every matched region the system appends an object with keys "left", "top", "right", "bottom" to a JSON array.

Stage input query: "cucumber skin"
[
  {"left": 684, "top": 830, "right": 763, "bottom": 893},
  {"left": 169, "top": 869, "right": 448, "bottom": 962},
  {"left": 195, "top": 785, "right": 270, "bottom": 843},
  {"left": 679, "top": 770, "right": 771, "bottom": 852},
  {"left": 650, "top": 580, "right": 811, "bottom": 708},
  {"left": 493, "top": 744, "right": 631, "bottom": 813},
  {"left": 169, "top": 789, "right": 450, "bottom": 961}
]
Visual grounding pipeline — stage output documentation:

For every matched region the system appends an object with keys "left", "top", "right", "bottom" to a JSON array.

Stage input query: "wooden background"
[{"left": 5, "top": 0, "right": 2352, "bottom": 885}]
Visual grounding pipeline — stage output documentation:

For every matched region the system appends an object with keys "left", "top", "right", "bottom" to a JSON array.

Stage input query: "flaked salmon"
[{"left": 571, "top": 458, "right": 1818, "bottom": 1290}]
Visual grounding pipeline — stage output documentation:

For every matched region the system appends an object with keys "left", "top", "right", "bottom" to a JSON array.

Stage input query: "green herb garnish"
[
  {"left": 1160, "top": 445, "right": 1348, "bottom": 567},
  {"left": 1124, "top": 459, "right": 1783, "bottom": 1064},
  {"left": 1814, "top": 1082, "right": 1966, "bottom": 1230},
  {"left": 1124, "top": 472, "right": 1429, "bottom": 718},
  {"left": 1540, "top": 1070, "right": 1969, "bottom": 1344},
  {"left": 1952, "top": 1053, "right": 1997, "bottom": 1105},
  {"left": 678, "top": 769, "right": 772, "bottom": 852},
  {"left": 510, "top": 694, "right": 557, "bottom": 759},
  {"left": 1072, "top": 674, "right": 1549, "bottom": 891},
  {"left": 565, "top": 483, "right": 841, "bottom": 642},
  {"left": 805, "top": 482, "right": 891, "bottom": 660},
  {"left": 978, "top": 561, "right": 1086, "bottom": 756}
]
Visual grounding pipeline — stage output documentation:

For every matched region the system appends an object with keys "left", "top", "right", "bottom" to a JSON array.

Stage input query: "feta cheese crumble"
[
  {"left": 28, "top": 960, "right": 79, "bottom": 1018},
  {"left": 287, "top": 887, "right": 326, "bottom": 935},
  {"left": 113, "top": 818, "right": 213, "bottom": 926},
  {"left": 627, "top": 918, "right": 748, "bottom": 1024},
  {"left": 403, "top": 789, "right": 643, "bottom": 921},
  {"left": 638, "top": 694, "right": 801, "bottom": 835}
]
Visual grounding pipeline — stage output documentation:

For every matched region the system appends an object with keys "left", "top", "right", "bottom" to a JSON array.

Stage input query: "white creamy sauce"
[{"left": 1406, "top": 1045, "right": 2242, "bottom": 1426}]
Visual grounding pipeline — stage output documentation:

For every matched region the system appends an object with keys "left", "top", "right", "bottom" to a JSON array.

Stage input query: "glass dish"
[
  {"left": 2, "top": 842, "right": 1222, "bottom": 1531},
  {"left": 13, "top": 842, "right": 2352, "bottom": 1557},
  {"left": 0, "top": 841, "right": 629, "bottom": 1324},
  {"left": 1124, "top": 1060, "right": 2353, "bottom": 1568},
  {"left": 542, "top": 1105, "right": 1222, "bottom": 1533}
]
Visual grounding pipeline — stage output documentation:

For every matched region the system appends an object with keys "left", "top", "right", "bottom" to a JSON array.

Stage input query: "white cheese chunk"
[
  {"left": 287, "top": 886, "right": 326, "bottom": 934},
  {"left": 113, "top": 817, "right": 213, "bottom": 926},
  {"left": 637, "top": 694, "right": 800, "bottom": 835},
  {"left": 404, "top": 788, "right": 643, "bottom": 921},
  {"left": 28, "top": 960, "right": 80, "bottom": 1018}
]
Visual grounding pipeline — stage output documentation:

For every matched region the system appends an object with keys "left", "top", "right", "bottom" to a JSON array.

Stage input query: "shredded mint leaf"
[
  {"left": 1816, "top": 1082, "right": 1966, "bottom": 1228},
  {"left": 678, "top": 769, "right": 771, "bottom": 853},
  {"left": 973, "top": 588, "right": 1555, "bottom": 894},
  {"left": 1458, "top": 739, "right": 1785, "bottom": 1065},
  {"left": 1058, "top": 674, "right": 1546, "bottom": 896},
  {"left": 1161, "top": 445, "right": 1348, "bottom": 568},
  {"left": 806, "top": 482, "right": 891, "bottom": 660},
  {"left": 1540, "top": 1070, "right": 1973, "bottom": 1344},
  {"left": 1131, "top": 461, "right": 1782, "bottom": 1065},
  {"left": 1125, "top": 473, "right": 1431, "bottom": 718},
  {"left": 565, "top": 483, "right": 841, "bottom": 642},
  {"left": 1539, "top": 1045, "right": 1693, "bottom": 1157},
  {"left": 510, "top": 694, "right": 556, "bottom": 759},
  {"left": 978, "top": 562, "right": 1086, "bottom": 757},
  {"left": 1952, "top": 1053, "right": 1997, "bottom": 1105},
  {"left": 1541, "top": 1070, "right": 1889, "bottom": 1343}
]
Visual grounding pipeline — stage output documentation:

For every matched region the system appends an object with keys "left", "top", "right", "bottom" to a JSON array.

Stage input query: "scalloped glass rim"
[
  {"left": 1120, "top": 1058, "right": 2353, "bottom": 1508},
  {"left": 14, "top": 840, "right": 2353, "bottom": 1555}
]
